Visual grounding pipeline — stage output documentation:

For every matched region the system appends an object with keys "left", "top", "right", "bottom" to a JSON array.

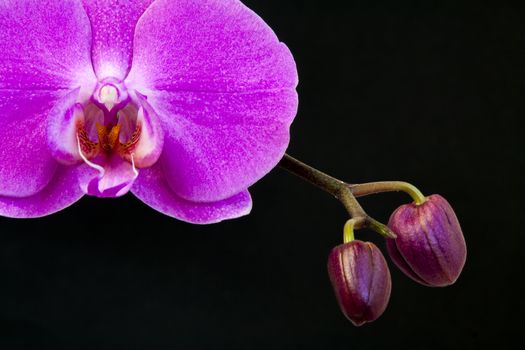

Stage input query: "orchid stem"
[
  {"left": 278, "top": 154, "right": 363, "bottom": 217},
  {"left": 343, "top": 219, "right": 356, "bottom": 243},
  {"left": 278, "top": 154, "right": 396, "bottom": 238}
]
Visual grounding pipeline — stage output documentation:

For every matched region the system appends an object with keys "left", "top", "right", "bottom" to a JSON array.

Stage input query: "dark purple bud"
[
  {"left": 387, "top": 194, "right": 467, "bottom": 287},
  {"left": 327, "top": 241, "right": 392, "bottom": 326}
]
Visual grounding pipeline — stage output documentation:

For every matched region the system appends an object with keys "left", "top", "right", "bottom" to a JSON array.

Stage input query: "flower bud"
[
  {"left": 327, "top": 240, "right": 392, "bottom": 326},
  {"left": 387, "top": 194, "right": 467, "bottom": 287}
]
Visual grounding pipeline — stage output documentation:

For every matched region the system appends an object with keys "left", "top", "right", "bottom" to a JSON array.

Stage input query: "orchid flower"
[{"left": 0, "top": 0, "right": 298, "bottom": 223}]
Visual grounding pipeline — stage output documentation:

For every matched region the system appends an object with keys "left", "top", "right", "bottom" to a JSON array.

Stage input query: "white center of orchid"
[{"left": 98, "top": 85, "right": 119, "bottom": 111}]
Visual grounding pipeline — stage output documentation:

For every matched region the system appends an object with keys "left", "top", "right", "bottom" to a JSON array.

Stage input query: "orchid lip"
[{"left": 47, "top": 79, "right": 164, "bottom": 198}]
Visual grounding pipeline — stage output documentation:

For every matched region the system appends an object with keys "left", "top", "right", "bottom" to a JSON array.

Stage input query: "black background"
[{"left": 1, "top": 1, "right": 523, "bottom": 349}]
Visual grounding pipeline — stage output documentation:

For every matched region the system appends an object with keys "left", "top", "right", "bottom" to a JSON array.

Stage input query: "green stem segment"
[
  {"left": 278, "top": 154, "right": 397, "bottom": 238},
  {"left": 343, "top": 219, "right": 356, "bottom": 243},
  {"left": 349, "top": 181, "right": 427, "bottom": 205}
]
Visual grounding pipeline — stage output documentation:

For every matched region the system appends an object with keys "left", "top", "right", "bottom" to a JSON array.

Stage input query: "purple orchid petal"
[
  {"left": 0, "top": 166, "right": 85, "bottom": 218},
  {"left": 47, "top": 89, "right": 85, "bottom": 165},
  {"left": 1, "top": 0, "right": 96, "bottom": 197},
  {"left": 81, "top": 0, "right": 154, "bottom": 80},
  {"left": 149, "top": 89, "right": 298, "bottom": 201},
  {"left": 124, "top": 0, "right": 298, "bottom": 201},
  {"left": 0, "top": 0, "right": 96, "bottom": 92},
  {"left": 131, "top": 165, "right": 252, "bottom": 224},
  {"left": 131, "top": 92, "right": 164, "bottom": 168},
  {"left": 126, "top": 0, "right": 298, "bottom": 92},
  {"left": 0, "top": 90, "right": 60, "bottom": 197}
]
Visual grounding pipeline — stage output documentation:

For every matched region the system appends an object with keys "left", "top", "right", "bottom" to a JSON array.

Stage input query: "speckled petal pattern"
[
  {"left": 125, "top": 0, "right": 299, "bottom": 202},
  {"left": 149, "top": 89, "right": 298, "bottom": 202},
  {"left": 0, "top": 0, "right": 95, "bottom": 91},
  {"left": 0, "top": 166, "right": 85, "bottom": 218},
  {"left": 81, "top": 0, "right": 154, "bottom": 80},
  {"left": 0, "top": 0, "right": 95, "bottom": 197},
  {"left": 131, "top": 165, "right": 252, "bottom": 224},
  {"left": 0, "top": 90, "right": 61, "bottom": 197},
  {"left": 126, "top": 0, "right": 298, "bottom": 92}
]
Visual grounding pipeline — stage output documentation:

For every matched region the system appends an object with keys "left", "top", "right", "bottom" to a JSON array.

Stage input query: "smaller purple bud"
[
  {"left": 327, "top": 241, "right": 392, "bottom": 326},
  {"left": 387, "top": 194, "right": 467, "bottom": 287}
]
